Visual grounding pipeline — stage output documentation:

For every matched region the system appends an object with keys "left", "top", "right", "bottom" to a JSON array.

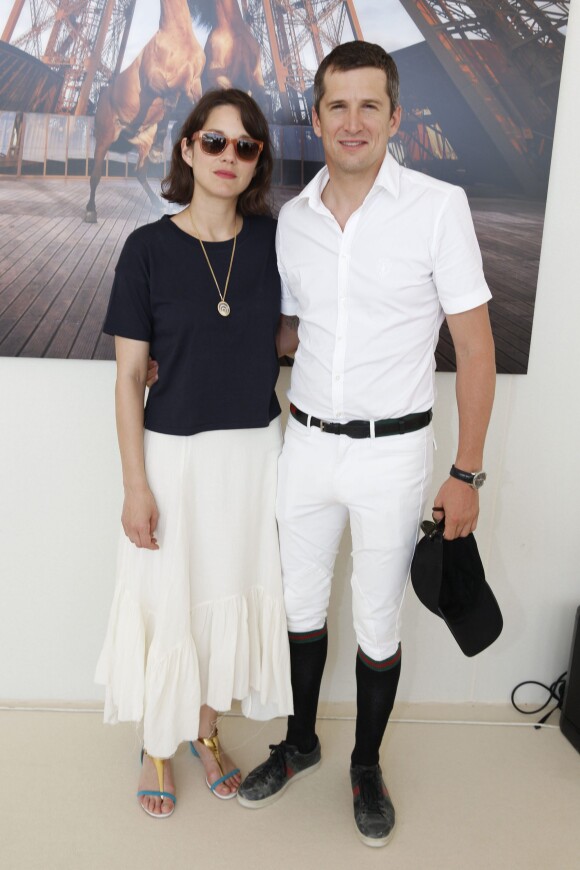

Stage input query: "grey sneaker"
[
  {"left": 350, "top": 763, "right": 395, "bottom": 847},
  {"left": 237, "top": 739, "right": 321, "bottom": 808}
]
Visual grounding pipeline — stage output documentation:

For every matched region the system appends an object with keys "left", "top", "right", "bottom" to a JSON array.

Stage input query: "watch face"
[{"left": 473, "top": 472, "right": 487, "bottom": 489}]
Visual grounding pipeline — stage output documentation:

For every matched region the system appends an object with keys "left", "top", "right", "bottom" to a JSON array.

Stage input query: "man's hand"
[
  {"left": 146, "top": 358, "right": 159, "bottom": 388},
  {"left": 276, "top": 315, "right": 300, "bottom": 357},
  {"left": 432, "top": 477, "right": 479, "bottom": 540}
]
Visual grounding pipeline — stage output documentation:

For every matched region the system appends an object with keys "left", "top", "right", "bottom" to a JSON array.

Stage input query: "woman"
[{"left": 95, "top": 89, "right": 293, "bottom": 817}]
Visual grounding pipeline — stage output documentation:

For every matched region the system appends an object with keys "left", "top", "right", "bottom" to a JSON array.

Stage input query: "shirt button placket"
[{"left": 332, "top": 239, "right": 350, "bottom": 420}]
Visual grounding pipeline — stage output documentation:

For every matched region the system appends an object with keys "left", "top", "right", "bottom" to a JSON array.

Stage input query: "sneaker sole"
[
  {"left": 354, "top": 820, "right": 395, "bottom": 848},
  {"left": 236, "top": 758, "right": 322, "bottom": 809}
]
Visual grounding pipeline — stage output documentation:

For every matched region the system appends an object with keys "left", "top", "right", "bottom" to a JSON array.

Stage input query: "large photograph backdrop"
[{"left": 0, "top": 1, "right": 570, "bottom": 371}]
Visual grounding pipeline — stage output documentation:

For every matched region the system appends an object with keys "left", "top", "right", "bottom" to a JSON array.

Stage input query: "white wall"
[{"left": 1, "top": 6, "right": 579, "bottom": 706}]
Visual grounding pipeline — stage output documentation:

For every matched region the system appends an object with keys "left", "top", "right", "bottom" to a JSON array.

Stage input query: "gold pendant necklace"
[{"left": 188, "top": 210, "right": 237, "bottom": 317}]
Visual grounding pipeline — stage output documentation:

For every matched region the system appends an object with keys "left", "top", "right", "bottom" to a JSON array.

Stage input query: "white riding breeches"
[{"left": 276, "top": 415, "right": 433, "bottom": 661}]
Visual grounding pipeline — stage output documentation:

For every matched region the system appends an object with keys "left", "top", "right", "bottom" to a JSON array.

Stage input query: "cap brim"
[
  {"left": 410, "top": 532, "right": 444, "bottom": 615},
  {"left": 438, "top": 576, "right": 503, "bottom": 657}
]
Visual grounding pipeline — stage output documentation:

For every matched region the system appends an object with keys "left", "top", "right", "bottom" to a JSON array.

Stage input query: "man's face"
[{"left": 312, "top": 66, "right": 401, "bottom": 179}]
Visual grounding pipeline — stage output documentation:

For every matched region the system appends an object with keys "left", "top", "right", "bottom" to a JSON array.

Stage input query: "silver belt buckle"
[{"left": 319, "top": 420, "right": 326, "bottom": 431}]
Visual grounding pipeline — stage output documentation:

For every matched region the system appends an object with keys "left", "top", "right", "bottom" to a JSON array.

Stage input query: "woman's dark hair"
[
  {"left": 313, "top": 41, "right": 400, "bottom": 116},
  {"left": 161, "top": 89, "right": 273, "bottom": 216}
]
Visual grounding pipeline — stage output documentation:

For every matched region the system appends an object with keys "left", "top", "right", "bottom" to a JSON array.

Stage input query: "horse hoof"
[
  {"left": 84, "top": 209, "right": 97, "bottom": 223},
  {"left": 149, "top": 146, "right": 164, "bottom": 164}
]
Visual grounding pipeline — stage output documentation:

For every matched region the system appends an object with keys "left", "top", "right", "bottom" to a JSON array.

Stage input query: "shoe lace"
[
  {"left": 358, "top": 768, "right": 385, "bottom": 815},
  {"left": 267, "top": 742, "right": 289, "bottom": 774}
]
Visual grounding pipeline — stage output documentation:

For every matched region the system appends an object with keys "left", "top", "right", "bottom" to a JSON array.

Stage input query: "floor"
[{"left": 2, "top": 703, "right": 579, "bottom": 870}]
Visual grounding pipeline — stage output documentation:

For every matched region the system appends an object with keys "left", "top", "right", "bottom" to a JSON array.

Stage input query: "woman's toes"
[
  {"left": 219, "top": 774, "right": 239, "bottom": 796},
  {"left": 194, "top": 739, "right": 239, "bottom": 797},
  {"left": 209, "top": 768, "right": 236, "bottom": 797},
  {"left": 138, "top": 756, "right": 175, "bottom": 815},
  {"left": 141, "top": 795, "right": 154, "bottom": 814}
]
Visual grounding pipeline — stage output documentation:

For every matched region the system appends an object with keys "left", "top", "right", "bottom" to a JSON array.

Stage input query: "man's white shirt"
[{"left": 277, "top": 151, "right": 491, "bottom": 422}]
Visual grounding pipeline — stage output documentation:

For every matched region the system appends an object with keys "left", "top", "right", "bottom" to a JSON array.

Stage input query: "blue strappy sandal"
[
  {"left": 190, "top": 731, "right": 240, "bottom": 800},
  {"left": 137, "top": 750, "right": 176, "bottom": 818}
]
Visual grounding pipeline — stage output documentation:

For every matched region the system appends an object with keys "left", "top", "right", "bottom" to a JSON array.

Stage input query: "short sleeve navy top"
[{"left": 103, "top": 214, "right": 281, "bottom": 436}]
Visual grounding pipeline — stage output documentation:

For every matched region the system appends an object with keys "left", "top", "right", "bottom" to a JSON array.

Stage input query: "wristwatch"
[{"left": 449, "top": 464, "right": 487, "bottom": 490}]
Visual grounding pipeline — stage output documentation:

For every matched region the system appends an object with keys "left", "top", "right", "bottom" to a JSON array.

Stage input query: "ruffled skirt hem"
[{"left": 95, "top": 583, "right": 293, "bottom": 758}]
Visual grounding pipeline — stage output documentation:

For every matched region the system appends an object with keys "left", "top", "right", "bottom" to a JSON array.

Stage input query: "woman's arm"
[{"left": 115, "top": 336, "right": 159, "bottom": 550}]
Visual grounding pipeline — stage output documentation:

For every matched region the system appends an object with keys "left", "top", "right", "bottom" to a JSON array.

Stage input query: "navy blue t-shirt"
[{"left": 103, "top": 214, "right": 281, "bottom": 436}]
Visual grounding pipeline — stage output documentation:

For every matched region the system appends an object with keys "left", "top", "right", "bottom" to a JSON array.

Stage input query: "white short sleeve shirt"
[{"left": 277, "top": 152, "right": 491, "bottom": 422}]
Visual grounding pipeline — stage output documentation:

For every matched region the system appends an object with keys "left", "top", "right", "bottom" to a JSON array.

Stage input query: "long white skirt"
[{"left": 95, "top": 418, "right": 293, "bottom": 758}]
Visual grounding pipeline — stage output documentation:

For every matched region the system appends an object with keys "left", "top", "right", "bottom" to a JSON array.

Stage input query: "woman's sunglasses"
[{"left": 191, "top": 131, "right": 263, "bottom": 162}]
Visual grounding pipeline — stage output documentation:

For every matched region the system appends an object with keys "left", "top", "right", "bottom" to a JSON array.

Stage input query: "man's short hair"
[{"left": 313, "top": 41, "right": 400, "bottom": 116}]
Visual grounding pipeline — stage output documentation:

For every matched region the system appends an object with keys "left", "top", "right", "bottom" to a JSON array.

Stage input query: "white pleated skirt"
[{"left": 95, "top": 417, "right": 293, "bottom": 758}]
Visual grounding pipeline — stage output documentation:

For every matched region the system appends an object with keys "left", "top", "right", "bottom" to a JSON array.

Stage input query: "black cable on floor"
[{"left": 511, "top": 672, "right": 567, "bottom": 729}]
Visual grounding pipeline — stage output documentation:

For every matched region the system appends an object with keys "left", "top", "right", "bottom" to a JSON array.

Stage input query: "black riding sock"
[
  {"left": 285, "top": 624, "right": 328, "bottom": 754},
  {"left": 351, "top": 644, "right": 402, "bottom": 767}
]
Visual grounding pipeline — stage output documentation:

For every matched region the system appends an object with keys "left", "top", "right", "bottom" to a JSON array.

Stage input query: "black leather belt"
[{"left": 289, "top": 404, "right": 432, "bottom": 439}]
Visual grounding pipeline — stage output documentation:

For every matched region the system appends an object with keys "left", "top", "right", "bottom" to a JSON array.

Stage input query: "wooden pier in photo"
[{"left": 0, "top": 178, "right": 544, "bottom": 373}]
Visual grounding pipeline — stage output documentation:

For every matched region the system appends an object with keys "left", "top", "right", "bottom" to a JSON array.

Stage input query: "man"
[{"left": 236, "top": 41, "right": 495, "bottom": 848}]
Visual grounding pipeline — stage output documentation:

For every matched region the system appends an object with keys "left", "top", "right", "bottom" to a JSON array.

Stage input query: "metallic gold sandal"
[
  {"left": 190, "top": 730, "right": 240, "bottom": 800},
  {"left": 137, "top": 750, "right": 176, "bottom": 818}
]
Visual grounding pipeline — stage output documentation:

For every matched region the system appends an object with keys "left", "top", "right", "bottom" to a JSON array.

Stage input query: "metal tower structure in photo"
[
  {"left": 397, "top": 0, "right": 569, "bottom": 195},
  {"left": 241, "top": 0, "right": 364, "bottom": 122},
  {"left": 1, "top": 0, "right": 137, "bottom": 114}
]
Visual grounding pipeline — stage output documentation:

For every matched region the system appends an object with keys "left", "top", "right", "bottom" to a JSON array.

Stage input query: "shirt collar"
[
  {"left": 294, "top": 165, "right": 329, "bottom": 213},
  {"left": 374, "top": 151, "right": 401, "bottom": 199},
  {"left": 295, "top": 149, "right": 401, "bottom": 212}
]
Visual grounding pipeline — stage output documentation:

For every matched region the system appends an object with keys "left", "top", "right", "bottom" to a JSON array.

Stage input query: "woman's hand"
[{"left": 121, "top": 485, "right": 160, "bottom": 550}]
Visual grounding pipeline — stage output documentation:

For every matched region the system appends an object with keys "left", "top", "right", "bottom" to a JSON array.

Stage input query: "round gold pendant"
[{"left": 217, "top": 301, "right": 230, "bottom": 317}]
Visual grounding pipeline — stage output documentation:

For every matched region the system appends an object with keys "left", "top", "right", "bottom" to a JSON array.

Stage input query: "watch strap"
[{"left": 450, "top": 465, "right": 486, "bottom": 488}]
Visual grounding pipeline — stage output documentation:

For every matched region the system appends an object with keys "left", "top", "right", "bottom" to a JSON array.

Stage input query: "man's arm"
[
  {"left": 433, "top": 303, "right": 495, "bottom": 540},
  {"left": 146, "top": 314, "right": 301, "bottom": 380},
  {"left": 276, "top": 314, "right": 300, "bottom": 358}
]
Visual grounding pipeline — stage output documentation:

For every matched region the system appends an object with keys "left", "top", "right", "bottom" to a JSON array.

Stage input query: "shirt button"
[{"left": 335, "top": 374, "right": 341, "bottom": 381}]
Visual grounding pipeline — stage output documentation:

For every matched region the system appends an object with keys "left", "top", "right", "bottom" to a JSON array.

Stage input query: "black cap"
[{"left": 410, "top": 521, "right": 503, "bottom": 657}]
